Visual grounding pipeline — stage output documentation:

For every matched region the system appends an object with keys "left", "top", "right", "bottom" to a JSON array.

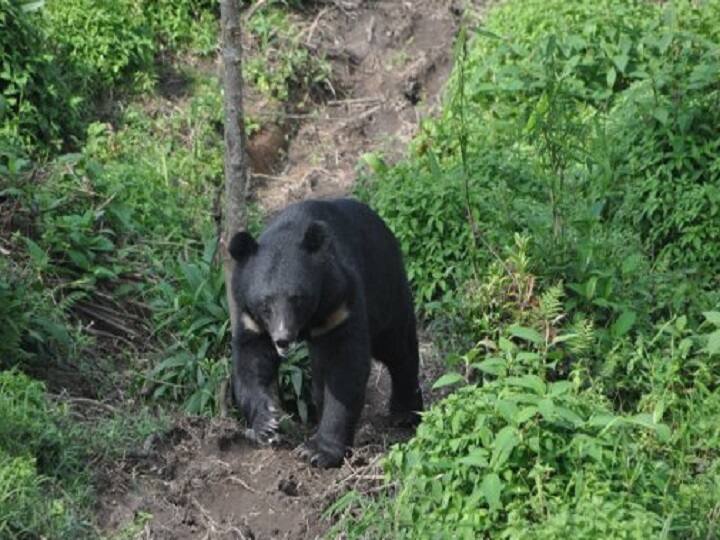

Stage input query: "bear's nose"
[{"left": 274, "top": 338, "right": 290, "bottom": 349}]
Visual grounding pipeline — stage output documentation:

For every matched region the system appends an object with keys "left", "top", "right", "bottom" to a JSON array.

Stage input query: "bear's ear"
[
  {"left": 228, "top": 231, "right": 258, "bottom": 262},
  {"left": 301, "top": 221, "right": 328, "bottom": 253}
]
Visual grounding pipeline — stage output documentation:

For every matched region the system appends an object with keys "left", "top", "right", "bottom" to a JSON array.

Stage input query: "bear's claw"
[{"left": 295, "top": 439, "right": 346, "bottom": 468}]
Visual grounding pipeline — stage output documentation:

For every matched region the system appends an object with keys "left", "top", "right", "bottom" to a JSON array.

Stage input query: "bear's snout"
[
  {"left": 269, "top": 319, "right": 297, "bottom": 358},
  {"left": 273, "top": 338, "right": 291, "bottom": 358}
]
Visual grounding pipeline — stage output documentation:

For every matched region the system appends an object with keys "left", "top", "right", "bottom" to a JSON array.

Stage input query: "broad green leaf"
[
  {"left": 702, "top": 311, "right": 720, "bottom": 327},
  {"left": 621, "top": 254, "right": 642, "bottom": 275},
  {"left": 471, "top": 357, "right": 507, "bottom": 376},
  {"left": 515, "top": 406, "right": 538, "bottom": 424},
  {"left": 706, "top": 330, "right": 720, "bottom": 356},
  {"left": 612, "top": 311, "right": 636, "bottom": 338},
  {"left": 21, "top": 0, "right": 45, "bottom": 12},
  {"left": 482, "top": 473, "right": 503, "bottom": 511},
  {"left": 627, "top": 414, "right": 672, "bottom": 442},
  {"left": 506, "top": 375, "right": 546, "bottom": 395},
  {"left": 499, "top": 337, "right": 515, "bottom": 352},
  {"left": 549, "top": 381, "right": 572, "bottom": 397},
  {"left": 509, "top": 325, "right": 544, "bottom": 345},
  {"left": 588, "top": 413, "right": 620, "bottom": 430},
  {"left": 537, "top": 398, "right": 555, "bottom": 420},
  {"left": 496, "top": 400, "right": 518, "bottom": 424},
  {"left": 551, "top": 333, "right": 577, "bottom": 345},
  {"left": 432, "top": 372, "right": 464, "bottom": 389},
  {"left": 491, "top": 426, "right": 519, "bottom": 470},
  {"left": 555, "top": 406, "right": 584, "bottom": 428},
  {"left": 613, "top": 53, "right": 629, "bottom": 73},
  {"left": 458, "top": 448, "right": 489, "bottom": 468}
]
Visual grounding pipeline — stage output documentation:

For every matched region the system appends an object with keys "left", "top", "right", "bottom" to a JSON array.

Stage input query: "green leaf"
[
  {"left": 458, "top": 448, "right": 489, "bottom": 468},
  {"left": 515, "top": 406, "right": 538, "bottom": 424},
  {"left": 554, "top": 406, "right": 584, "bottom": 428},
  {"left": 612, "top": 53, "right": 629, "bottom": 73},
  {"left": 627, "top": 414, "right": 672, "bottom": 442},
  {"left": 537, "top": 398, "right": 555, "bottom": 420},
  {"left": 621, "top": 254, "right": 642, "bottom": 275},
  {"left": 496, "top": 400, "right": 518, "bottom": 424},
  {"left": 705, "top": 330, "right": 720, "bottom": 356},
  {"left": 606, "top": 66, "right": 617, "bottom": 88},
  {"left": 549, "top": 381, "right": 572, "bottom": 397},
  {"left": 491, "top": 426, "right": 519, "bottom": 470},
  {"left": 21, "top": 0, "right": 45, "bottom": 12},
  {"left": 482, "top": 473, "right": 503, "bottom": 511},
  {"left": 471, "top": 357, "right": 507, "bottom": 376},
  {"left": 652, "top": 107, "right": 669, "bottom": 125},
  {"left": 702, "top": 311, "right": 720, "bottom": 327},
  {"left": 506, "top": 375, "right": 546, "bottom": 395},
  {"left": 23, "top": 237, "right": 49, "bottom": 269},
  {"left": 509, "top": 325, "right": 544, "bottom": 345},
  {"left": 432, "top": 372, "right": 464, "bottom": 389},
  {"left": 611, "top": 311, "right": 636, "bottom": 338},
  {"left": 498, "top": 337, "right": 515, "bottom": 352}
]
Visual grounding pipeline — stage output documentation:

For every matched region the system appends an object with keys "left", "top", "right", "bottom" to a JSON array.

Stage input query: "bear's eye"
[{"left": 289, "top": 294, "right": 305, "bottom": 306}]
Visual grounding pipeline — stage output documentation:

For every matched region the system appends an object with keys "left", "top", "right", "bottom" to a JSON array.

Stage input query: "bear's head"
[{"left": 229, "top": 220, "right": 339, "bottom": 357}]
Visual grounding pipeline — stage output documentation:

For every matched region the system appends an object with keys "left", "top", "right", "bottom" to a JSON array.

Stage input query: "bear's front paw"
[
  {"left": 296, "top": 438, "right": 347, "bottom": 468},
  {"left": 245, "top": 401, "right": 280, "bottom": 445}
]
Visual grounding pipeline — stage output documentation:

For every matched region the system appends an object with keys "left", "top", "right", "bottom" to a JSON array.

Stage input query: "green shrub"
[
  {"left": 0, "top": 0, "right": 84, "bottom": 151},
  {"left": 364, "top": 0, "right": 720, "bottom": 323},
  {"left": 45, "top": 0, "right": 156, "bottom": 93},
  {"left": 143, "top": 0, "right": 218, "bottom": 55}
]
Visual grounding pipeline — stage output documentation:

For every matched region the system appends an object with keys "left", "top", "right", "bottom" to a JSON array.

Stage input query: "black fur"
[{"left": 229, "top": 198, "right": 423, "bottom": 467}]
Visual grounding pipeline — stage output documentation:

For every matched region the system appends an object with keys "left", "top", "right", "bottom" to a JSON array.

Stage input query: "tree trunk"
[{"left": 220, "top": 0, "right": 249, "bottom": 337}]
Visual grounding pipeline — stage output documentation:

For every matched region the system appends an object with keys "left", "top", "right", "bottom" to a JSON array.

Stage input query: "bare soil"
[
  {"left": 248, "top": 0, "right": 464, "bottom": 212},
  {"left": 97, "top": 1, "right": 479, "bottom": 538}
]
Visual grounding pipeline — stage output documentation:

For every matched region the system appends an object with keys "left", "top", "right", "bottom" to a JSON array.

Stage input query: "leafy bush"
[
  {"left": 0, "top": 0, "right": 84, "bottom": 151},
  {"left": 341, "top": 1, "right": 720, "bottom": 538},
  {"left": 332, "top": 330, "right": 720, "bottom": 538},
  {"left": 143, "top": 0, "right": 218, "bottom": 55},
  {"left": 44, "top": 0, "right": 156, "bottom": 93},
  {"left": 365, "top": 0, "right": 720, "bottom": 324}
]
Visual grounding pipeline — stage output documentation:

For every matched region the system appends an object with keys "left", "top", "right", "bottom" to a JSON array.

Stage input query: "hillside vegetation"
[
  {"left": 334, "top": 0, "right": 720, "bottom": 537},
  {"left": 1, "top": 0, "right": 318, "bottom": 535},
  {"left": 1, "top": 0, "right": 719, "bottom": 538}
]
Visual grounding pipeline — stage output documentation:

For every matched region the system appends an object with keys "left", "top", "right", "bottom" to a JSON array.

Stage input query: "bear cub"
[{"left": 229, "top": 198, "right": 423, "bottom": 468}]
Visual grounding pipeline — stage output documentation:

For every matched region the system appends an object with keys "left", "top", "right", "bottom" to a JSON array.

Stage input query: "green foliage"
[
  {"left": 278, "top": 344, "right": 314, "bottom": 424},
  {"left": 0, "top": 370, "right": 93, "bottom": 538},
  {"left": 333, "top": 327, "right": 720, "bottom": 538},
  {"left": 343, "top": 1, "right": 720, "bottom": 538},
  {"left": 147, "top": 242, "right": 230, "bottom": 415},
  {"left": 0, "top": 0, "right": 84, "bottom": 150},
  {"left": 45, "top": 0, "right": 156, "bottom": 93},
  {"left": 143, "top": 0, "right": 218, "bottom": 55},
  {"left": 246, "top": 6, "right": 330, "bottom": 101}
]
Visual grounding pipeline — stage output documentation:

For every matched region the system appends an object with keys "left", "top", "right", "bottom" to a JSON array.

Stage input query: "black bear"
[{"left": 228, "top": 198, "right": 423, "bottom": 467}]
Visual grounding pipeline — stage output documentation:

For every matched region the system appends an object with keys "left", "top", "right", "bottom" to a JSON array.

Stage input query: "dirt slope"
[
  {"left": 250, "top": 0, "right": 462, "bottom": 211},
  {"left": 98, "top": 1, "right": 477, "bottom": 538}
]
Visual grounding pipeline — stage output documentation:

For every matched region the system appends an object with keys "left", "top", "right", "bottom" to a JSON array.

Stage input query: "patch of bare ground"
[
  {"left": 249, "top": 0, "right": 465, "bottom": 212},
  {"left": 97, "top": 0, "right": 486, "bottom": 537},
  {"left": 97, "top": 338, "right": 447, "bottom": 540}
]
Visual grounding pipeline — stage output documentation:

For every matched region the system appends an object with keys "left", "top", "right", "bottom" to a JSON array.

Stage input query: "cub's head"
[{"left": 229, "top": 220, "right": 330, "bottom": 357}]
